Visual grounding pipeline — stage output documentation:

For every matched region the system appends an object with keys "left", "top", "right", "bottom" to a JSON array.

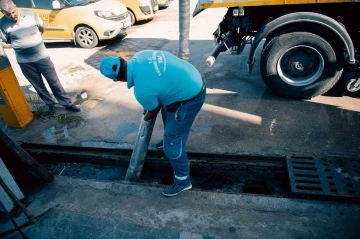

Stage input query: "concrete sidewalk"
[{"left": 2, "top": 176, "right": 360, "bottom": 239}]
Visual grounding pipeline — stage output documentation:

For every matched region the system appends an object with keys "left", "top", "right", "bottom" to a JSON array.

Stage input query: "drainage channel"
[
  {"left": 20, "top": 143, "right": 289, "bottom": 198},
  {"left": 19, "top": 143, "right": 360, "bottom": 202}
]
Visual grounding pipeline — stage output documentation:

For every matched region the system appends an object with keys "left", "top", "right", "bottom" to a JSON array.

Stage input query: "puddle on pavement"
[
  {"left": 116, "top": 123, "right": 139, "bottom": 140},
  {"left": 41, "top": 126, "right": 57, "bottom": 144},
  {"left": 41, "top": 122, "right": 83, "bottom": 143}
]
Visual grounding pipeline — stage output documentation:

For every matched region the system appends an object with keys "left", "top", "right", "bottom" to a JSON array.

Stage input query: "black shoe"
[
  {"left": 48, "top": 106, "right": 55, "bottom": 115},
  {"left": 65, "top": 104, "right": 80, "bottom": 112}
]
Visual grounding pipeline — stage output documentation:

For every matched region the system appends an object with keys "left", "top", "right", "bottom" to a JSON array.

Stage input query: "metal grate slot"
[
  {"left": 293, "top": 166, "right": 317, "bottom": 171},
  {"left": 292, "top": 161, "right": 316, "bottom": 165},
  {"left": 295, "top": 179, "right": 321, "bottom": 184},
  {"left": 294, "top": 173, "right": 319, "bottom": 178},
  {"left": 286, "top": 155, "right": 360, "bottom": 201},
  {"left": 296, "top": 185, "right": 323, "bottom": 191}
]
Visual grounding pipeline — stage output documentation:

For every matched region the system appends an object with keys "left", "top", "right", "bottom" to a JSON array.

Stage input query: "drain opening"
[
  {"left": 294, "top": 174, "right": 319, "bottom": 178},
  {"left": 292, "top": 161, "right": 315, "bottom": 165},
  {"left": 292, "top": 156, "right": 314, "bottom": 160},
  {"left": 242, "top": 182, "right": 271, "bottom": 195},
  {"left": 293, "top": 166, "right": 317, "bottom": 171},
  {"left": 295, "top": 179, "right": 321, "bottom": 184},
  {"left": 296, "top": 186, "right": 323, "bottom": 191}
]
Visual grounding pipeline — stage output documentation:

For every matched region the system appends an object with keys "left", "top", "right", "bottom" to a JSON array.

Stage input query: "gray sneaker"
[{"left": 162, "top": 183, "right": 192, "bottom": 197}]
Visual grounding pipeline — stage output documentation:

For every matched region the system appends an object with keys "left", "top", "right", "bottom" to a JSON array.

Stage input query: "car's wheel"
[
  {"left": 128, "top": 10, "right": 136, "bottom": 26},
  {"left": 260, "top": 32, "right": 344, "bottom": 99},
  {"left": 75, "top": 26, "right": 99, "bottom": 48}
]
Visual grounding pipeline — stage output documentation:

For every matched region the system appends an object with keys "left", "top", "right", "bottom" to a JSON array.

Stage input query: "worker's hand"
[
  {"left": 141, "top": 115, "right": 152, "bottom": 125},
  {"left": 143, "top": 105, "right": 161, "bottom": 121}
]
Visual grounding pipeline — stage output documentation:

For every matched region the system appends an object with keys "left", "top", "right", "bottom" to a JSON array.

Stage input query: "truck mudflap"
[
  {"left": 346, "top": 60, "right": 360, "bottom": 92},
  {"left": 247, "top": 11, "right": 356, "bottom": 74},
  {"left": 193, "top": 0, "right": 204, "bottom": 17}
]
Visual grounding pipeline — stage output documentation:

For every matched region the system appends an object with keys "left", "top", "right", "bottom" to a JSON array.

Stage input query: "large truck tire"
[{"left": 260, "top": 32, "right": 344, "bottom": 99}]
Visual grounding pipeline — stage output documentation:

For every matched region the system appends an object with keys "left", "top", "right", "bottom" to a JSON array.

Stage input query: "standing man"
[
  {"left": 100, "top": 50, "right": 206, "bottom": 197},
  {"left": 0, "top": 0, "right": 80, "bottom": 115}
]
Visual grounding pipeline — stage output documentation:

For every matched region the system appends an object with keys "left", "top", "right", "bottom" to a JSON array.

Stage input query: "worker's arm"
[
  {"left": 143, "top": 105, "right": 162, "bottom": 121},
  {"left": 34, "top": 13, "right": 45, "bottom": 34},
  {"left": 0, "top": 27, "right": 11, "bottom": 45},
  {"left": 40, "top": 23, "right": 46, "bottom": 35}
]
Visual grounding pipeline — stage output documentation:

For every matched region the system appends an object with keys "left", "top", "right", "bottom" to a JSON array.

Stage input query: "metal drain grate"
[{"left": 286, "top": 155, "right": 360, "bottom": 201}]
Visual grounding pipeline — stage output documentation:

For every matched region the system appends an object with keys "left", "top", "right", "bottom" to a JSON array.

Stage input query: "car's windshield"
[{"left": 63, "top": 0, "right": 100, "bottom": 6}]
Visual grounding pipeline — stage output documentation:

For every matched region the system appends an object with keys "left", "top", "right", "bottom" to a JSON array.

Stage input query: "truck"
[{"left": 193, "top": 0, "right": 360, "bottom": 99}]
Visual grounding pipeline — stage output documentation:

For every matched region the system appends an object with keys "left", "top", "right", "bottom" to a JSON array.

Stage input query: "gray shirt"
[{"left": 0, "top": 9, "right": 48, "bottom": 63}]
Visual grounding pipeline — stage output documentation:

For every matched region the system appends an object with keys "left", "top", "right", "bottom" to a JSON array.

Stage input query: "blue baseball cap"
[{"left": 100, "top": 56, "right": 121, "bottom": 80}]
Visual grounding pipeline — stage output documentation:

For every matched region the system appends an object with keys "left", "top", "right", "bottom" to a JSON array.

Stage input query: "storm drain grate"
[{"left": 286, "top": 155, "right": 360, "bottom": 201}]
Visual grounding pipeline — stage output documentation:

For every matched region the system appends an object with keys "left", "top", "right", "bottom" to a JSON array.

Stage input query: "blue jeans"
[{"left": 161, "top": 89, "right": 206, "bottom": 185}]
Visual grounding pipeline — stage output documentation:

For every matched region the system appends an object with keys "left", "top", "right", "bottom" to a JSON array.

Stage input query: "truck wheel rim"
[
  {"left": 277, "top": 45, "right": 324, "bottom": 87},
  {"left": 78, "top": 29, "right": 94, "bottom": 46}
]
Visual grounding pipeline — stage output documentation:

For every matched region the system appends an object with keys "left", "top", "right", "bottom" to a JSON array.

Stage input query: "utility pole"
[{"left": 179, "top": 0, "right": 190, "bottom": 61}]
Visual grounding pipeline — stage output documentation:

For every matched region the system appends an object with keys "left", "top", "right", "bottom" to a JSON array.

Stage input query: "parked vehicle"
[
  {"left": 193, "top": 0, "right": 360, "bottom": 99},
  {"left": 158, "top": 0, "right": 173, "bottom": 8},
  {"left": 1, "top": 0, "right": 131, "bottom": 48},
  {"left": 117, "top": 0, "right": 158, "bottom": 26}
]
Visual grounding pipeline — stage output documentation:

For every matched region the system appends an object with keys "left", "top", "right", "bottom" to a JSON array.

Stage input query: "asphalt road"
[{"left": 127, "top": 0, "right": 360, "bottom": 157}]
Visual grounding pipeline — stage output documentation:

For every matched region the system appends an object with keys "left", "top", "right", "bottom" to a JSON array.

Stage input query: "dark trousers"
[{"left": 19, "top": 57, "right": 72, "bottom": 107}]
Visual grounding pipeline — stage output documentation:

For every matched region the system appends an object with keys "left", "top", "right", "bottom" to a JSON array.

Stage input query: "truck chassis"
[{"left": 195, "top": 1, "right": 360, "bottom": 99}]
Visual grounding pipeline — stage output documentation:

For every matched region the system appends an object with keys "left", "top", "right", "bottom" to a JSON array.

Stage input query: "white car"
[{"left": 158, "top": 0, "right": 173, "bottom": 8}]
